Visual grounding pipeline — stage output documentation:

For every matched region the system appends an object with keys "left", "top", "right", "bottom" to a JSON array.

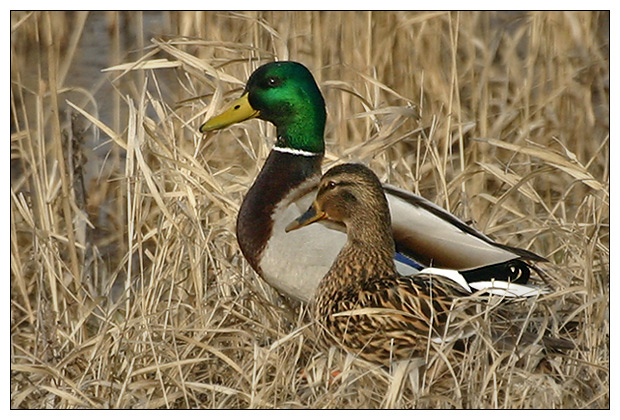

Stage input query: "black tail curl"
[{"left": 460, "top": 259, "right": 532, "bottom": 284}]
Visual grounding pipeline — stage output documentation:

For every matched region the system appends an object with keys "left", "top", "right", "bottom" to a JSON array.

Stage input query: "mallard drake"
[
  {"left": 200, "top": 61, "right": 546, "bottom": 303},
  {"left": 285, "top": 163, "right": 558, "bottom": 364}
]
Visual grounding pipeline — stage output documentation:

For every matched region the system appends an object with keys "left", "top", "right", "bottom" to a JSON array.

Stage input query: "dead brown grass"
[{"left": 11, "top": 11, "right": 608, "bottom": 408}]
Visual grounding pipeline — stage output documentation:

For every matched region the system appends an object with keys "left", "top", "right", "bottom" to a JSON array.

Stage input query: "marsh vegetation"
[{"left": 10, "top": 11, "right": 609, "bottom": 408}]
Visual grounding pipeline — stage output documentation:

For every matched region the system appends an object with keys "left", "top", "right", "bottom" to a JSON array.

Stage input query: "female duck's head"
[
  {"left": 201, "top": 61, "right": 326, "bottom": 154},
  {"left": 286, "top": 163, "right": 394, "bottom": 246}
]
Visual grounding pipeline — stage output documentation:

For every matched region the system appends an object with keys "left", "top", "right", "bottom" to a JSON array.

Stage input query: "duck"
[
  {"left": 200, "top": 61, "right": 546, "bottom": 303},
  {"left": 285, "top": 163, "right": 562, "bottom": 364}
]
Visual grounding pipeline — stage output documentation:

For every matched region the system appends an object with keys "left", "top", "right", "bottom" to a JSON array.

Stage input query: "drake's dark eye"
[{"left": 267, "top": 77, "right": 278, "bottom": 87}]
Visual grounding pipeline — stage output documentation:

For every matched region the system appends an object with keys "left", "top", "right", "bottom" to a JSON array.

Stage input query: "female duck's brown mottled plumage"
[
  {"left": 287, "top": 163, "right": 576, "bottom": 364},
  {"left": 286, "top": 163, "right": 479, "bottom": 364}
]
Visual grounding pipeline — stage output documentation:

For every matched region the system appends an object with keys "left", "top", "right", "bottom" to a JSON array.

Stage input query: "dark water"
[
  {"left": 68, "top": 12, "right": 170, "bottom": 128},
  {"left": 55, "top": 12, "right": 175, "bottom": 185}
]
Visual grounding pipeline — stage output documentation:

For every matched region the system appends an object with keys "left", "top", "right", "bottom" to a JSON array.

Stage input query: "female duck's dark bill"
[
  {"left": 285, "top": 202, "right": 326, "bottom": 232},
  {"left": 200, "top": 92, "right": 260, "bottom": 132}
]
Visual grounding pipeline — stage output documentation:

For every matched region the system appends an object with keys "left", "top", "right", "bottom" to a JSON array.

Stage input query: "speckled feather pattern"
[
  {"left": 314, "top": 244, "right": 474, "bottom": 364},
  {"left": 306, "top": 164, "right": 478, "bottom": 364},
  {"left": 301, "top": 164, "right": 575, "bottom": 364}
]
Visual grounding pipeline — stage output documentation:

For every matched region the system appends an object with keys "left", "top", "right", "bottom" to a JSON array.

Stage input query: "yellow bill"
[
  {"left": 200, "top": 92, "right": 260, "bottom": 132},
  {"left": 285, "top": 202, "right": 327, "bottom": 233}
]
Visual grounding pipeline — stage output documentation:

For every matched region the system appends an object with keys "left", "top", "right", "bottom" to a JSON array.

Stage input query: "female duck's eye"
[{"left": 326, "top": 181, "right": 337, "bottom": 190}]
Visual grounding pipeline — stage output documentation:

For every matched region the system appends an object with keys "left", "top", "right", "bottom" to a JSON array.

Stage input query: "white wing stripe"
[
  {"left": 419, "top": 267, "right": 472, "bottom": 293},
  {"left": 469, "top": 281, "right": 545, "bottom": 297}
]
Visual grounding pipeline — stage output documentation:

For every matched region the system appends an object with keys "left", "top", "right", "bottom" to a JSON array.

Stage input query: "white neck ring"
[{"left": 272, "top": 146, "right": 321, "bottom": 157}]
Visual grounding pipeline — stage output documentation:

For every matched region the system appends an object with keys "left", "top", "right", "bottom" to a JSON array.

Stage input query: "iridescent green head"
[{"left": 201, "top": 61, "right": 326, "bottom": 154}]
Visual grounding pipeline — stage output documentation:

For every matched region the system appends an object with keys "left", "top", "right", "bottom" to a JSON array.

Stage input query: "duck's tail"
[{"left": 420, "top": 265, "right": 547, "bottom": 298}]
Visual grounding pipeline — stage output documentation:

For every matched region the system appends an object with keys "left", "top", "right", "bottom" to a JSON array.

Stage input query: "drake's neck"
[{"left": 274, "top": 111, "right": 325, "bottom": 155}]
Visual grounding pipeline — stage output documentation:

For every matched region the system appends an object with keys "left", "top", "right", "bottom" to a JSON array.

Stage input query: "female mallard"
[
  {"left": 201, "top": 61, "right": 545, "bottom": 303},
  {"left": 285, "top": 163, "right": 556, "bottom": 364}
]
